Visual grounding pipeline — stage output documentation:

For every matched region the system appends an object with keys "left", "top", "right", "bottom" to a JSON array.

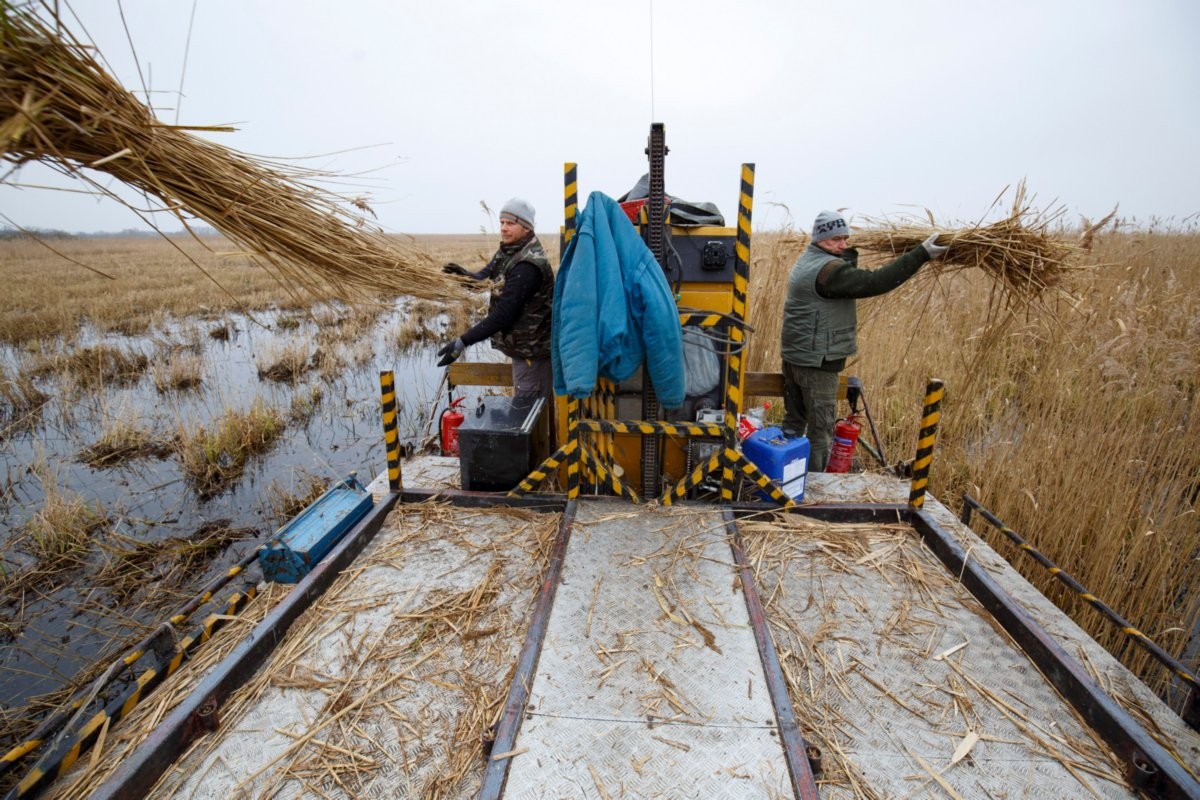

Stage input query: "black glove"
[
  {"left": 442, "top": 262, "right": 469, "bottom": 276},
  {"left": 436, "top": 337, "right": 465, "bottom": 367}
]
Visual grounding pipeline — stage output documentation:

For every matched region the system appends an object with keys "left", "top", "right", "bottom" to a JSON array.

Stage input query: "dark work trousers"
[
  {"left": 512, "top": 357, "right": 557, "bottom": 453},
  {"left": 781, "top": 361, "right": 839, "bottom": 471}
]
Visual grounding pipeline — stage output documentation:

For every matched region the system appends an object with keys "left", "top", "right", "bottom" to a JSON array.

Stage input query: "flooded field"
[{"left": 0, "top": 251, "right": 503, "bottom": 755}]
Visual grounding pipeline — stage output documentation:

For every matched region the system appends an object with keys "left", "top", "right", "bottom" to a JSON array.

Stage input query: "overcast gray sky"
[{"left": 3, "top": 0, "right": 1198, "bottom": 235}]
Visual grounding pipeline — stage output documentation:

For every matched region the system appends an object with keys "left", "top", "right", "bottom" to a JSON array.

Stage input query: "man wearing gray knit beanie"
[
  {"left": 779, "top": 210, "right": 947, "bottom": 470},
  {"left": 437, "top": 198, "right": 555, "bottom": 413}
]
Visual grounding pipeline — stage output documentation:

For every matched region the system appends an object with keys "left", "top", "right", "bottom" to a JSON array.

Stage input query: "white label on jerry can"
[
  {"left": 783, "top": 457, "right": 807, "bottom": 483},
  {"left": 782, "top": 475, "right": 807, "bottom": 499}
]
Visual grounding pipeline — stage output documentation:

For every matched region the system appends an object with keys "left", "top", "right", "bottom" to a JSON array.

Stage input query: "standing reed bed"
[
  {"left": 0, "top": 234, "right": 513, "bottom": 350},
  {"left": 0, "top": 236, "right": 297, "bottom": 347},
  {"left": 747, "top": 225, "right": 1200, "bottom": 700},
  {"left": 1, "top": 7, "right": 464, "bottom": 304}
]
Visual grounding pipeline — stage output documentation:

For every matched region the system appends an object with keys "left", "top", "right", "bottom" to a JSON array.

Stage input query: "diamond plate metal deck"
[
  {"left": 70, "top": 462, "right": 1196, "bottom": 799},
  {"left": 144, "top": 503, "right": 557, "bottom": 800},
  {"left": 502, "top": 499, "right": 792, "bottom": 798},
  {"left": 742, "top": 511, "right": 1139, "bottom": 799}
]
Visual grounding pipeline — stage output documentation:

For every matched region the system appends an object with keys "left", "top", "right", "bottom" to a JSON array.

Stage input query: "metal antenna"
[
  {"left": 648, "top": 0, "right": 655, "bottom": 122},
  {"left": 174, "top": 0, "right": 200, "bottom": 125}
]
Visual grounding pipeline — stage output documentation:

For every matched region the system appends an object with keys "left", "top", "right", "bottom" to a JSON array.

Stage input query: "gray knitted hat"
[
  {"left": 811, "top": 210, "right": 851, "bottom": 242},
  {"left": 500, "top": 197, "right": 536, "bottom": 230}
]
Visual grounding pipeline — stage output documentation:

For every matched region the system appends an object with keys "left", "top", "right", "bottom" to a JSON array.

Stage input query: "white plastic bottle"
[
  {"left": 737, "top": 401, "right": 771, "bottom": 440},
  {"left": 746, "top": 401, "right": 771, "bottom": 427}
]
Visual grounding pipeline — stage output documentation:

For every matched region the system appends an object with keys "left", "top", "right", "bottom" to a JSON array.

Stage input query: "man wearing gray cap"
[
  {"left": 780, "top": 210, "right": 946, "bottom": 470},
  {"left": 438, "top": 198, "right": 555, "bottom": 405}
]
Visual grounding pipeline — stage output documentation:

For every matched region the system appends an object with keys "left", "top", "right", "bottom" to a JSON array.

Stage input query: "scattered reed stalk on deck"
[
  {"left": 0, "top": 6, "right": 466, "bottom": 303},
  {"left": 742, "top": 513, "right": 1134, "bottom": 798},
  {"left": 853, "top": 183, "right": 1085, "bottom": 304},
  {"left": 46, "top": 500, "right": 556, "bottom": 799}
]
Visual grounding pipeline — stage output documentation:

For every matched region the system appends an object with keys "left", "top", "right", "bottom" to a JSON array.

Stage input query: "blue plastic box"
[
  {"left": 258, "top": 475, "right": 373, "bottom": 583},
  {"left": 742, "top": 427, "right": 810, "bottom": 501}
]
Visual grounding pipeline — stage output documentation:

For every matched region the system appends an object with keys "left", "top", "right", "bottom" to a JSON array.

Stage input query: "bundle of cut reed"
[
  {"left": 853, "top": 183, "right": 1083, "bottom": 303},
  {"left": 0, "top": 5, "right": 466, "bottom": 303}
]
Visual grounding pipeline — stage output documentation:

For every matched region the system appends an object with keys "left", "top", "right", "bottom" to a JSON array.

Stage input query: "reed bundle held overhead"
[
  {"left": 852, "top": 185, "right": 1098, "bottom": 303},
  {"left": 0, "top": 6, "right": 465, "bottom": 302}
]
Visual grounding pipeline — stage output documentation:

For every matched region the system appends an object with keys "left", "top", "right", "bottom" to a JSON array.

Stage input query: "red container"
[
  {"left": 440, "top": 397, "right": 465, "bottom": 456},
  {"left": 826, "top": 416, "right": 862, "bottom": 473},
  {"left": 619, "top": 199, "right": 647, "bottom": 222}
]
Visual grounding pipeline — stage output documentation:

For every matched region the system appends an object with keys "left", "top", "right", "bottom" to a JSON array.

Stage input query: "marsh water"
[{"left": 0, "top": 299, "right": 497, "bottom": 740}]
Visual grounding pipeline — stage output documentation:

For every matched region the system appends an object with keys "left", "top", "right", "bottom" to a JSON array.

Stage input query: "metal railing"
[{"left": 960, "top": 493, "right": 1198, "bottom": 725}]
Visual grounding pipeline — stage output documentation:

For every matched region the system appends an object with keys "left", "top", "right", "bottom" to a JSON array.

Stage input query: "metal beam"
[
  {"left": 478, "top": 502, "right": 577, "bottom": 799},
  {"left": 726, "top": 509, "right": 821, "bottom": 799}
]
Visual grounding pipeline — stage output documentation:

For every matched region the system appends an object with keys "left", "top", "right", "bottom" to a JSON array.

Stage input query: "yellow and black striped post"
[
  {"left": 735, "top": 447, "right": 796, "bottom": 507},
  {"left": 719, "top": 163, "right": 755, "bottom": 502},
  {"left": 510, "top": 439, "right": 578, "bottom": 498},
  {"left": 565, "top": 396, "right": 582, "bottom": 498},
  {"left": 908, "top": 379, "right": 945, "bottom": 509},
  {"left": 579, "top": 444, "right": 640, "bottom": 502},
  {"left": 663, "top": 450, "right": 723, "bottom": 506},
  {"left": 598, "top": 377, "right": 616, "bottom": 486},
  {"left": 380, "top": 370, "right": 402, "bottom": 493},
  {"left": 564, "top": 162, "right": 578, "bottom": 246},
  {"left": 579, "top": 394, "right": 597, "bottom": 493}
]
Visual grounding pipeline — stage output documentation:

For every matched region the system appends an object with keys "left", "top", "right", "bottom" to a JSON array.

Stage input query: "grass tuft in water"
[
  {"left": 257, "top": 340, "right": 312, "bottom": 383},
  {"left": 79, "top": 416, "right": 171, "bottom": 467},
  {"left": 98, "top": 522, "right": 255, "bottom": 592},
  {"left": 150, "top": 352, "right": 203, "bottom": 392},
  {"left": 266, "top": 472, "right": 330, "bottom": 528},
  {"left": 288, "top": 385, "right": 324, "bottom": 425},
  {"left": 22, "top": 488, "right": 107, "bottom": 570},
  {"left": 0, "top": 366, "right": 48, "bottom": 431},
  {"left": 173, "top": 398, "right": 285, "bottom": 497},
  {"left": 33, "top": 344, "right": 149, "bottom": 389}
]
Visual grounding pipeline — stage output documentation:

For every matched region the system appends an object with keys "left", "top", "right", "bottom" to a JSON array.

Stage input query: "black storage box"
[{"left": 458, "top": 396, "right": 546, "bottom": 492}]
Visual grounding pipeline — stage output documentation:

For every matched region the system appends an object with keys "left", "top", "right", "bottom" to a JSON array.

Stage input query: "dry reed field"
[
  {"left": 747, "top": 224, "right": 1200, "bottom": 699},
  {"left": 0, "top": 235, "right": 350, "bottom": 346},
  {"left": 0, "top": 233, "right": 531, "bottom": 348}
]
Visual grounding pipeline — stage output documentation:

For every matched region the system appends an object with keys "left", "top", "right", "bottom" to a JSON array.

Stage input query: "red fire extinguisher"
[
  {"left": 440, "top": 396, "right": 465, "bottom": 456},
  {"left": 826, "top": 415, "right": 863, "bottom": 473}
]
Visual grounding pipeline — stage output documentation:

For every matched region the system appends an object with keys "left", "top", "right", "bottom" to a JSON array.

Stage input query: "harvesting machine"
[{"left": 4, "top": 125, "right": 1197, "bottom": 800}]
